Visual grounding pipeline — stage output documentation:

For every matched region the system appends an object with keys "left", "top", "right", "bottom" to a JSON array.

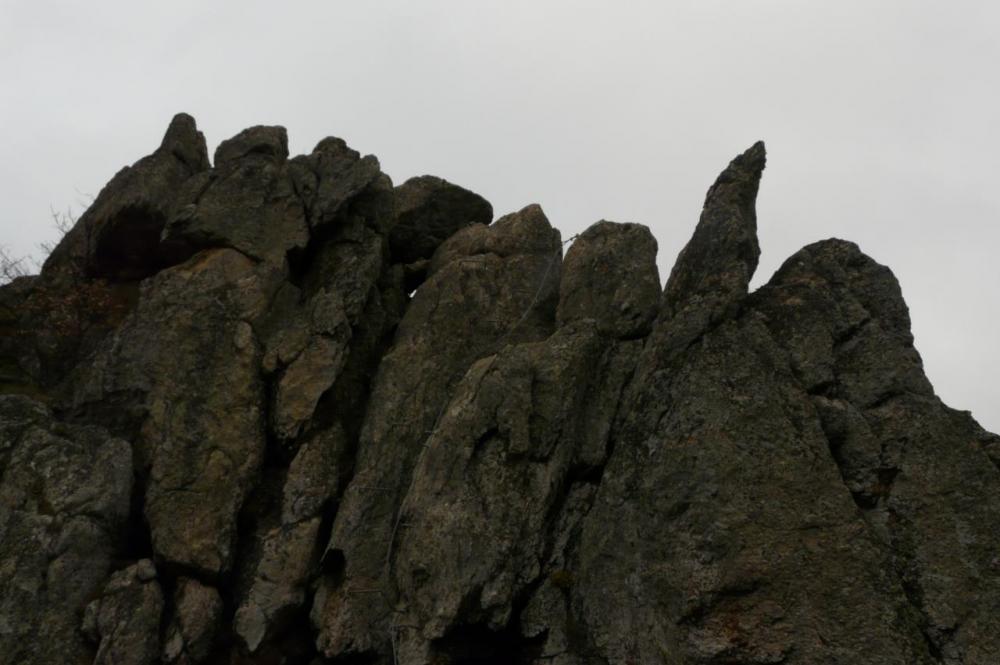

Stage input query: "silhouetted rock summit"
[{"left": 1, "top": 115, "right": 998, "bottom": 664}]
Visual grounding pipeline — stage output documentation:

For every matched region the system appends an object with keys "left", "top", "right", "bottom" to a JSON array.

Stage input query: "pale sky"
[{"left": 1, "top": 1, "right": 997, "bottom": 431}]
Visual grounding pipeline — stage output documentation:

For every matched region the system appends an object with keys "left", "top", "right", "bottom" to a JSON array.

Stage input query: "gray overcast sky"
[{"left": 1, "top": 1, "right": 997, "bottom": 431}]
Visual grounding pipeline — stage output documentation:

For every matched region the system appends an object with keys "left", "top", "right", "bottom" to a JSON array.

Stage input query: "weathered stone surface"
[
  {"left": 390, "top": 175, "right": 493, "bottom": 265},
  {"left": 393, "top": 322, "right": 641, "bottom": 659},
  {"left": 69, "top": 248, "right": 277, "bottom": 575},
  {"left": 539, "top": 147, "right": 937, "bottom": 664},
  {"left": 228, "top": 162, "right": 406, "bottom": 656},
  {"left": 84, "top": 560, "right": 165, "bottom": 665},
  {"left": 282, "top": 423, "right": 349, "bottom": 524},
  {"left": 426, "top": 203, "right": 557, "bottom": 278},
  {"left": 2, "top": 120, "right": 998, "bottom": 665},
  {"left": 268, "top": 291, "right": 352, "bottom": 442},
  {"left": 656, "top": 140, "right": 765, "bottom": 357},
  {"left": 234, "top": 425, "right": 347, "bottom": 653},
  {"left": 751, "top": 239, "right": 932, "bottom": 402},
  {"left": 162, "top": 578, "right": 223, "bottom": 665},
  {"left": 982, "top": 428, "right": 1000, "bottom": 471},
  {"left": 753, "top": 239, "right": 1000, "bottom": 662},
  {"left": 0, "top": 395, "right": 132, "bottom": 665},
  {"left": 162, "top": 125, "right": 309, "bottom": 264},
  {"left": 262, "top": 192, "right": 398, "bottom": 448},
  {"left": 260, "top": 173, "right": 399, "bottom": 443},
  {"left": 385, "top": 219, "right": 656, "bottom": 660},
  {"left": 1, "top": 255, "right": 138, "bottom": 400},
  {"left": 214, "top": 125, "right": 289, "bottom": 166},
  {"left": 557, "top": 220, "right": 660, "bottom": 338},
  {"left": 288, "top": 137, "right": 382, "bottom": 233},
  {"left": 568, "top": 316, "right": 930, "bottom": 664},
  {"left": 312, "top": 204, "right": 562, "bottom": 659}
]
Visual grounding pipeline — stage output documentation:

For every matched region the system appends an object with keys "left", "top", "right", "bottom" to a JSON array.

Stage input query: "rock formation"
[{"left": 1, "top": 115, "right": 997, "bottom": 665}]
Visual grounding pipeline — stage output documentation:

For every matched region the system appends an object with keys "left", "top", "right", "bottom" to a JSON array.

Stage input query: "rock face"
[
  {"left": 0, "top": 396, "right": 132, "bottom": 665},
  {"left": 84, "top": 559, "right": 165, "bottom": 665},
  {"left": 0, "top": 116, "right": 997, "bottom": 665}
]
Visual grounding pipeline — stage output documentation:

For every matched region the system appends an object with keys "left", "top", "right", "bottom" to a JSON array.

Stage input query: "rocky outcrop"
[
  {"left": 390, "top": 223, "right": 656, "bottom": 661},
  {"left": 312, "top": 203, "right": 562, "bottom": 659},
  {"left": 1, "top": 116, "right": 208, "bottom": 395},
  {"left": 0, "top": 116, "right": 997, "bottom": 665},
  {"left": 0, "top": 395, "right": 132, "bottom": 665},
  {"left": 70, "top": 247, "right": 275, "bottom": 576},
  {"left": 44, "top": 113, "right": 210, "bottom": 281},
  {"left": 161, "top": 125, "right": 309, "bottom": 265},
  {"left": 752, "top": 240, "right": 1000, "bottom": 661}
]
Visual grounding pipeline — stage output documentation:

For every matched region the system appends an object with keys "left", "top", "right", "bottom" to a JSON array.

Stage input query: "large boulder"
[
  {"left": 389, "top": 175, "right": 493, "bottom": 265},
  {"left": 291, "top": 137, "right": 383, "bottom": 233},
  {"left": 557, "top": 220, "right": 660, "bottom": 338}
]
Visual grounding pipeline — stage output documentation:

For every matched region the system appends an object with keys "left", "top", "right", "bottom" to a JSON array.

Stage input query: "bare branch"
[
  {"left": 0, "top": 245, "right": 31, "bottom": 285},
  {"left": 49, "top": 205, "right": 76, "bottom": 235}
]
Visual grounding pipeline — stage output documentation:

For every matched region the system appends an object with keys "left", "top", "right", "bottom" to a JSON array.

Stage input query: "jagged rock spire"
[
  {"left": 663, "top": 140, "right": 765, "bottom": 316},
  {"left": 160, "top": 112, "right": 210, "bottom": 172},
  {"left": 652, "top": 141, "right": 766, "bottom": 358}
]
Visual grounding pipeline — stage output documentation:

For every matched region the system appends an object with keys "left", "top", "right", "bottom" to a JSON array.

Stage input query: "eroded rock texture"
[{"left": 1, "top": 116, "right": 997, "bottom": 665}]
